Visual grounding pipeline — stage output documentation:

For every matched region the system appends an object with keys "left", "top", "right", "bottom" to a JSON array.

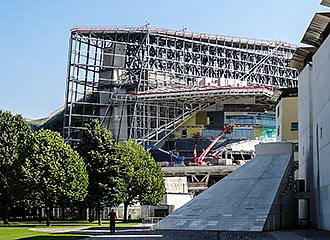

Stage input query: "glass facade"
[{"left": 224, "top": 114, "right": 276, "bottom": 141}]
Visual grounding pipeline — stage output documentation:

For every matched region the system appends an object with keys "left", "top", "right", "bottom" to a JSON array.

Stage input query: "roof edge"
[
  {"left": 321, "top": 0, "right": 330, "bottom": 7},
  {"left": 70, "top": 26, "right": 297, "bottom": 48}
]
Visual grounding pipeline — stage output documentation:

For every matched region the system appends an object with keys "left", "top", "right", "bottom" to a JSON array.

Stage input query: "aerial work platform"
[{"left": 157, "top": 142, "right": 296, "bottom": 231}]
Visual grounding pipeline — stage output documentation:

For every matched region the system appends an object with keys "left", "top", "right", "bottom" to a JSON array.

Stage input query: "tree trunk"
[
  {"left": 1, "top": 201, "right": 9, "bottom": 224},
  {"left": 46, "top": 207, "right": 52, "bottom": 227},
  {"left": 62, "top": 207, "right": 65, "bottom": 220},
  {"left": 88, "top": 207, "right": 93, "bottom": 222},
  {"left": 97, "top": 206, "right": 102, "bottom": 226},
  {"left": 124, "top": 202, "right": 129, "bottom": 223},
  {"left": 78, "top": 206, "right": 84, "bottom": 220},
  {"left": 1, "top": 215, "right": 9, "bottom": 224},
  {"left": 38, "top": 207, "right": 42, "bottom": 223}
]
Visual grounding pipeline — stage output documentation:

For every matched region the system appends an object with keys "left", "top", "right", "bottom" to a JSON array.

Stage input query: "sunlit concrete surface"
[{"left": 157, "top": 142, "right": 294, "bottom": 231}]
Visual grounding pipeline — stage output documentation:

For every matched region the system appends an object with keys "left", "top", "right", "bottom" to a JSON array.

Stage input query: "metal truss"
[
  {"left": 64, "top": 27, "right": 298, "bottom": 146},
  {"left": 133, "top": 86, "right": 274, "bottom": 102}
]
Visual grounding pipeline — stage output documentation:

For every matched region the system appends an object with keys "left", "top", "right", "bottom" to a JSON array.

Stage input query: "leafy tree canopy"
[
  {"left": 0, "top": 110, "right": 35, "bottom": 223},
  {"left": 24, "top": 129, "right": 88, "bottom": 211},
  {"left": 119, "top": 140, "right": 165, "bottom": 221},
  {"left": 76, "top": 120, "right": 124, "bottom": 209}
]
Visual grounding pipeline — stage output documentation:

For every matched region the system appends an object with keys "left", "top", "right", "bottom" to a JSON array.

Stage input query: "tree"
[
  {"left": 76, "top": 120, "right": 124, "bottom": 225},
  {"left": 25, "top": 129, "right": 88, "bottom": 226},
  {"left": 0, "top": 110, "right": 35, "bottom": 224},
  {"left": 119, "top": 140, "right": 165, "bottom": 222}
]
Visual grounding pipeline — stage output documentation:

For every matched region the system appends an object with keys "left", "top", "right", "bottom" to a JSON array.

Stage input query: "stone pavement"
[
  {"left": 79, "top": 229, "right": 276, "bottom": 240},
  {"left": 35, "top": 225, "right": 330, "bottom": 240},
  {"left": 271, "top": 229, "right": 330, "bottom": 240}
]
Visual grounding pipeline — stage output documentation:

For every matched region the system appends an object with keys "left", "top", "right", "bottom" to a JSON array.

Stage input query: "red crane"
[{"left": 194, "top": 125, "right": 234, "bottom": 166}]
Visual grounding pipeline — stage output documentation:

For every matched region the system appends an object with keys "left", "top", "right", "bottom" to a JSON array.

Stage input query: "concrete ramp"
[{"left": 157, "top": 142, "right": 294, "bottom": 231}]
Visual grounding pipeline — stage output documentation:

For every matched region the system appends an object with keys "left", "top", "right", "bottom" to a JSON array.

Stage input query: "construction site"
[
  {"left": 5, "top": 0, "right": 330, "bottom": 237},
  {"left": 30, "top": 27, "right": 309, "bottom": 231},
  {"left": 59, "top": 27, "right": 297, "bottom": 166},
  {"left": 3, "top": 0, "right": 330, "bottom": 236},
  {"left": 27, "top": 27, "right": 301, "bottom": 201}
]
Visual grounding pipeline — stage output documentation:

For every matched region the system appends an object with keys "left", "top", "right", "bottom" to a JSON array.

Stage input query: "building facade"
[
  {"left": 294, "top": 9, "right": 330, "bottom": 230},
  {"left": 276, "top": 89, "right": 298, "bottom": 143},
  {"left": 275, "top": 88, "right": 299, "bottom": 162}
]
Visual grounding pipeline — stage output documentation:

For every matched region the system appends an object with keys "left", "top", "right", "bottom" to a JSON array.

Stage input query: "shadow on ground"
[
  {"left": 14, "top": 226, "right": 330, "bottom": 240},
  {"left": 65, "top": 227, "right": 278, "bottom": 240},
  {"left": 294, "top": 229, "right": 330, "bottom": 239},
  {"left": 17, "top": 236, "right": 83, "bottom": 240},
  {"left": 84, "top": 226, "right": 149, "bottom": 231},
  {"left": 156, "top": 230, "right": 276, "bottom": 240},
  {"left": 59, "top": 226, "right": 151, "bottom": 236},
  {"left": 0, "top": 225, "right": 41, "bottom": 228}
]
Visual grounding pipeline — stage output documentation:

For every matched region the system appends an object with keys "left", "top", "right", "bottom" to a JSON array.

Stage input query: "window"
[
  {"left": 303, "top": 146, "right": 305, "bottom": 156},
  {"left": 291, "top": 122, "right": 298, "bottom": 131},
  {"left": 209, "top": 116, "right": 214, "bottom": 125},
  {"left": 294, "top": 143, "right": 299, "bottom": 152},
  {"left": 288, "top": 92, "right": 298, "bottom": 97},
  {"left": 181, "top": 129, "right": 187, "bottom": 138}
]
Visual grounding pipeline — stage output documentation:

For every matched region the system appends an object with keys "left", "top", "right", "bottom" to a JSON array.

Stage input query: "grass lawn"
[
  {"left": 0, "top": 227, "right": 84, "bottom": 240},
  {"left": 0, "top": 220, "right": 140, "bottom": 240}
]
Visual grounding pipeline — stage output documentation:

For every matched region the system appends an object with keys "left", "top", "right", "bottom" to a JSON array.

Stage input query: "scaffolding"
[{"left": 64, "top": 27, "right": 298, "bottom": 146}]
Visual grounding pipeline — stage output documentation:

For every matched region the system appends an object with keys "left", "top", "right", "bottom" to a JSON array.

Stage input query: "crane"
[{"left": 195, "top": 125, "right": 234, "bottom": 166}]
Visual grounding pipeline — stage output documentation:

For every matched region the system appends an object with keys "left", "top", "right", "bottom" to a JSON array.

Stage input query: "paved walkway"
[
  {"left": 271, "top": 229, "right": 330, "bottom": 240},
  {"left": 79, "top": 229, "right": 277, "bottom": 240},
  {"left": 31, "top": 225, "right": 330, "bottom": 240},
  {"left": 29, "top": 226, "right": 89, "bottom": 233}
]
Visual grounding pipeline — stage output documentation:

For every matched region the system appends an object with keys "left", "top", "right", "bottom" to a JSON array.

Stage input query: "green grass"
[
  {"left": 0, "top": 220, "right": 140, "bottom": 240},
  {"left": 0, "top": 227, "right": 84, "bottom": 240}
]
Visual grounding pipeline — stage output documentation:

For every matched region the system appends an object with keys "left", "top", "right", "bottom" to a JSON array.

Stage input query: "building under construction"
[{"left": 63, "top": 27, "right": 298, "bottom": 158}]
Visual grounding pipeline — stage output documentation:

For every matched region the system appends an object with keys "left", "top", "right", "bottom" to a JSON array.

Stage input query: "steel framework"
[{"left": 64, "top": 27, "right": 298, "bottom": 146}]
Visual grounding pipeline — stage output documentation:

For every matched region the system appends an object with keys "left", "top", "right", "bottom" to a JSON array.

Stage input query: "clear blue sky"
[{"left": 0, "top": 0, "right": 326, "bottom": 119}]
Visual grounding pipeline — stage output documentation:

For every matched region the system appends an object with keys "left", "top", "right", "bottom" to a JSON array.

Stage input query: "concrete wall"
[
  {"left": 298, "top": 64, "right": 314, "bottom": 192},
  {"left": 310, "top": 33, "right": 330, "bottom": 230},
  {"left": 99, "top": 45, "right": 128, "bottom": 140},
  {"left": 162, "top": 177, "right": 193, "bottom": 211},
  {"left": 163, "top": 193, "right": 194, "bottom": 211},
  {"left": 276, "top": 95, "right": 298, "bottom": 180},
  {"left": 298, "top": 33, "right": 330, "bottom": 230},
  {"left": 164, "top": 177, "right": 189, "bottom": 194}
]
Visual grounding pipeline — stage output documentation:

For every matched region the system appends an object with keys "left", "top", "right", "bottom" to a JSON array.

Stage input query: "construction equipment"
[{"left": 195, "top": 125, "right": 234, "bottom": 166}]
